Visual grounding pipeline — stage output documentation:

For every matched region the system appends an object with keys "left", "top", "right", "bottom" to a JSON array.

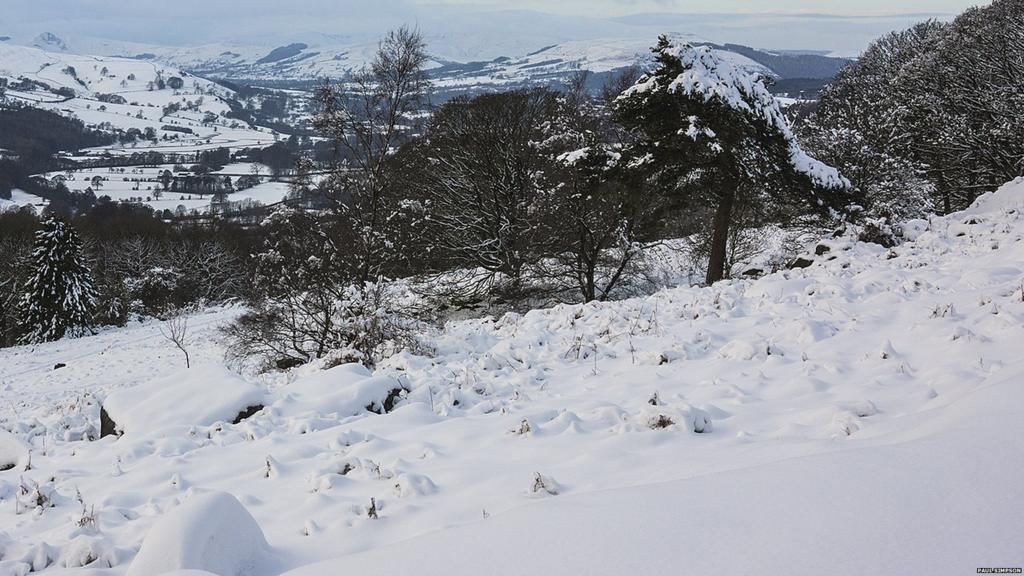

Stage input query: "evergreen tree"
[
  {"left": 20, "top": 214, "right": 97, "bottom": 343},
  {"left": 615, "top": 37, "right": 850, "bottom": 284}
]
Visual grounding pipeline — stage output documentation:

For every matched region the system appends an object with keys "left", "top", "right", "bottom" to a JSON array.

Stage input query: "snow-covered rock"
[
  {"left": 0, "top": 430, "right": 31, "bottom": 471},
  {"left": 961, "top": 177, "right": 1024, "bottom": 216},
  {"left": 126, "top": 491, "right": 274, "bottom": 576},
  {"left": 271, "top": 364, "right": 405, "bottom": 418},
  {"left": 103, "top": 366, "right": 265, "bottom": 437}
]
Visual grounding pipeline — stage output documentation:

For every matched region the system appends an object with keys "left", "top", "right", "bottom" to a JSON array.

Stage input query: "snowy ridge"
[
  {"left": 1, "top": 32, "right": 784, "bottom": 90},
  {"left": 2, "top": 179, "right": 1024, "bottom": 574}
]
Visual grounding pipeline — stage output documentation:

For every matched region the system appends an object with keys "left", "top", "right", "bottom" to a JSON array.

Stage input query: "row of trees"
[
  {"left": 801, "top": 0, "right": 1024, "bottom": 217},
  {"left": 0, "top": 205, "right": 254, "bottom": 347}
]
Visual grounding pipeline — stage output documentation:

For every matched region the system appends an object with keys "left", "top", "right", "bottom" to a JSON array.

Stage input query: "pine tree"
[
  {"left": 614, "top": 37, "right": 851, "bottom": 284},
  {"left": 20, "top": 214, "right": 97, "bottom": 343}
]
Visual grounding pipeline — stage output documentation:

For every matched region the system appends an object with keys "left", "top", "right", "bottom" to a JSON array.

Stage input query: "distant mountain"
[
  {"left": 0, "top": 43, "right": 278, "bottom": 159},
  {"left": 105, "top": 35, "right": 849, "bottom": 97},
  {"left": 1, "top": 17, "right": 854, "bottom": 99},
  {"left": 33, "top": 32, "right": 68, "bottom": 52}
]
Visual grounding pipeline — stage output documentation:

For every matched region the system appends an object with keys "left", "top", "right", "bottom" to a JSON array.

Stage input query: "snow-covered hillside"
[
  {"left": 0, "top": 44, "right": 278, "bottom": 158},
  {"left": 2, "top": 179, "right": 1024, "bottom": 574}
]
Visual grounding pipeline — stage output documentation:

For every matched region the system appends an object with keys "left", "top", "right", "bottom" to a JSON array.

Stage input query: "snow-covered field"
[
  {"left": 2, "top": 180, "right": 1024, "bottom": 575},
  {"left": 25, "top": 166, "right": 290, "bottom": 214},
  {"left": 0, "top": 190, "right": 47, "bottom": 212}
]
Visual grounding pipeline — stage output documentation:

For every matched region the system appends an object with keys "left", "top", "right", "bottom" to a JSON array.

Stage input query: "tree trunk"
[
  {"left": 939, "top": 171, "right": 951, "bottom": 215},
  {"left": 705, "top": 187, "right": 735, "bottom": 285}
]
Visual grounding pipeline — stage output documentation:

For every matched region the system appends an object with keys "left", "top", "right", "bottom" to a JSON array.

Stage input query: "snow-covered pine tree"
[
  {"left": 614, "top": 37, "right": 851, "bottom": 284},
  {"left": 20, "top": 214, "right": 97, "bottom": 343}
]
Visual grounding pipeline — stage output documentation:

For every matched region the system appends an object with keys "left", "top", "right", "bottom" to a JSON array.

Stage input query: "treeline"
[
  {"left": 800, "top": 0, "right": 1024, "bottom": 217},
  {"left": 0, "top": 106, "right": 117, "bottom": 199},
  {"left": 230, "top": 6, "right": 1024, "bottom": 370},
  {"left": 0, "top": 204, "right": 259, "bottom": 347}
]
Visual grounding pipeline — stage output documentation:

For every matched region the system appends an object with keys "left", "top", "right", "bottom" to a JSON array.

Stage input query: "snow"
[
  {"left": 125, "top": 491, "right": 276, "bottom": 576},
  {"left": 623, "top": 42, "right": 848, "bottom": 189},
  {"left": 2, "top": 182, "right": 1024, "bottom": 574},
  {"left": 0, "top": 43, "right": 280, "bottom": 161},
  {"left": 0, "top": 189, "right": 47, "bottom": 212},
  {"left": 0, "top": 431, "right": 31, "bottom": 471},
  {"left": 102, "top": 366, "right": 265, "bottom": 438},
  {"left": 283, "top": 372, "right": 1024, "bottom": 576}
]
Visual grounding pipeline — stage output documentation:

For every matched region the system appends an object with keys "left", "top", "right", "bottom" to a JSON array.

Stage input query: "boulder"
[
  {"left": 103, "top": 366, "right": 265, "bottom": 437},
  {"left": 0, "top": 430, "right": 30, "bottom": 471},
  {"left": 789, "top": 257, "right": 814, "bottom": 269}
]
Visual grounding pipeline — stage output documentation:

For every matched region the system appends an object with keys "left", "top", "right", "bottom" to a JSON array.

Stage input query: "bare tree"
[
  {"left": 395, "top": 88, "right": 561, "bottom": 302},
  {"left": 160, "top": 310, "right": 191, "bottom": 368},
  {"left": 536, "top": 70, "right": 669, "bottom": 303},
  {"left": 313, "top": 25, "right": 431, "bottom": 283}
]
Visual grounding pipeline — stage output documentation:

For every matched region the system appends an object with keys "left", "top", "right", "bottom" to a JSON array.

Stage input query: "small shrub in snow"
[
  {"left": 648, "top": 414, "right": 675, "bottom": 429},
  {"left": 59, "top": 535, "right": 118, "bottom": 569},
  {"left": 263, "top": 455, "right": 279, "bottom": 479},
  {"left": 393, "top": 473, "right": 438, "bottom": 498},
  {"left": 530, "top": 472, "right": 561, "bottom": 496},
  {"left": 16, "top": 477, "right": 56, "bottom": 514},
  {"left": 159, "top": 309, "right": 192, "bottom": 368},
  {"left": 512, "top": 418, "right": 532, "bottom": 436},
  {"left": 856, "top": 218, "right": 900, "bottom": 248},
  {"left": 365, "top": 384, "right": 409, "bottom": 415},
  {"left": 302, "top": 520, "right": 319, "bottom": 537}
]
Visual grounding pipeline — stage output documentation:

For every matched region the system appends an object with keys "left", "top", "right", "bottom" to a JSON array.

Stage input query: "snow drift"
[
  {"left": 102, "top": 366, "right": 265, "bottom": 437},
  {"left": 126, "top": 491, "right": 275, "bottom": 576}
]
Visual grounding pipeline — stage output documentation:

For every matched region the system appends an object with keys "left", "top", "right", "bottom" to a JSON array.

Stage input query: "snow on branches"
[
  {"left": 621, "top": 41, "right": 849, "bottom": 191},
  {"left": 20, "top": 215, "right": 97, "bottom": 343}
]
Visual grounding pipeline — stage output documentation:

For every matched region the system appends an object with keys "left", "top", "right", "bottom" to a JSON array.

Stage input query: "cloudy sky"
[
  {"left": 431, "top": 0, "right": 979, "bottom": 13},
  {"left": 0, "top": 0, "right": 988, "bottom": 53}
]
